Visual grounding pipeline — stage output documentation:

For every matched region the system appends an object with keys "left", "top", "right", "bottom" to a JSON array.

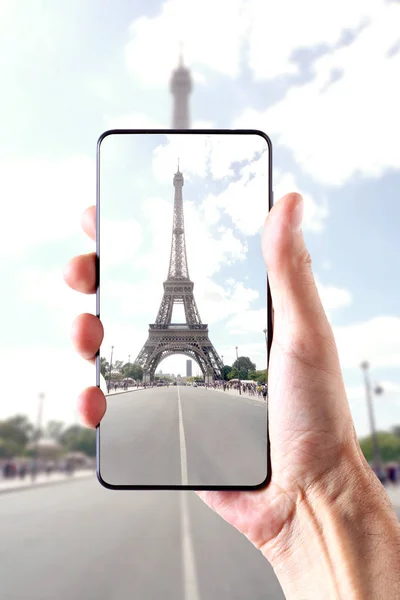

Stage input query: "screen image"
[{"left": 97, "top": 131, "right": 271, "bottom": 489}]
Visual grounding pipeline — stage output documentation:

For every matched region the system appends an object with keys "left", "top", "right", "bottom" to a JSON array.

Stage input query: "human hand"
[{"left": 65, "top": 194, "right": 397, "bottom": 598}]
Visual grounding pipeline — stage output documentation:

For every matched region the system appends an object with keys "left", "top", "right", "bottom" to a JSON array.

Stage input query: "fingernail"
[{"left": 291, "top": 195, "right": 304, "bottom": 233}]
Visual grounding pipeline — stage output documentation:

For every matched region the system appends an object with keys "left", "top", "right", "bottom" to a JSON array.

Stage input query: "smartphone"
[{"left": 96, "top": 129, "right": 272, "bottom": 490}]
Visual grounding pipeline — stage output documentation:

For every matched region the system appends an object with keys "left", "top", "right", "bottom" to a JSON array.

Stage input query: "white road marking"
[
  {"left": 177, "top": 385, "right": 188, "bottom": 486},
  {"left": 180, "top": 492, "right": 201, "bottom": 600},
  {"left": 177, "top": 386, "right": 201, "bottom": 600}
]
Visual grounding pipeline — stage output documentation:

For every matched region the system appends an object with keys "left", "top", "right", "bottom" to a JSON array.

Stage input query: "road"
[
  {"left": 99, "top": 385, "right": 268, "bottom": 488},
  {"left": 0, "top": 476, "right": 284, "bottom": 600}
]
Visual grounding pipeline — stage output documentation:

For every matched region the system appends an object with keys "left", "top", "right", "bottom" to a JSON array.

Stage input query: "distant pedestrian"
[{"left": 262, "top": 384, "right": 268, "bottom": 400}]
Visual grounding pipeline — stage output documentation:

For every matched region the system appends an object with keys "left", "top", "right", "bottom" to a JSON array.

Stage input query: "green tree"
[
  {"left": 221, "top": 365, "right": 232, "bottom": 381},
  {"left": 392, "top": 425, "right": 400, "bottom": 438},
  {"left": 60, "top": 425, "right": 96, "bottom": 457},
  {"left": 227, "top": 367, "right": 239, "bottom": 380},
  {"left": 232, "top": 356, "right": 256, "bottom": 379},
  {"left": 359, "top": 431, "right": 400, "bottom": 463},
  {"left": 113, "top": 360, "right": 124, "bottom": 373},
  {"left": 122, "top": 363, "right": 143, "bottom": 381},
  {"left": 249, "top": 369, "right": 268, "bottom": 384},
  {"left": 100, "top": 357, "right": 109, "bottom": 377},
  {"left": 0, "top": 415, "right": 34, "bottom": 458},
  {"left": 46, "top": 420, "right": 65, "bottom": 442}
]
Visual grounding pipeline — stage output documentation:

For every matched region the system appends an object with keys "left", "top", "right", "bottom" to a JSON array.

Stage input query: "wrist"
[{"left": 264, "top": 450, "right": 400, "bottom": 600}]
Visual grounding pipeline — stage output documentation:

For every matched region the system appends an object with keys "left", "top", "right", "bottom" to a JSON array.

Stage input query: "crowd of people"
[{"left": 205, "top": 379, "right": 268, "bottom": 399}]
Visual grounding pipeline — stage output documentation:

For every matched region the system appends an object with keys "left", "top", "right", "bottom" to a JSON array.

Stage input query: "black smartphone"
[{"left": 96, "top": 129, "right": 272, "bottom": 490}]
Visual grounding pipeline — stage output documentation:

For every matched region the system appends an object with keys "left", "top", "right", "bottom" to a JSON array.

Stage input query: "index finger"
[{"left": 82, "top": 206, "right": 96, "bottom": 241}]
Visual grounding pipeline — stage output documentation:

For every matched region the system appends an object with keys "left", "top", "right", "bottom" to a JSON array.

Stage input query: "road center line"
[
  {"left": 177, "top": 385, "right": 189, "bottom": 486},
  {"left": 177, "top": 386, "right": 201, "bottom": 600}
]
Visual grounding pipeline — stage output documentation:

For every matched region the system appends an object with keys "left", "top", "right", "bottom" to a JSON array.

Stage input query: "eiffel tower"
[{"left": 134, "top": 164, "right": 224, "bottom": 383}]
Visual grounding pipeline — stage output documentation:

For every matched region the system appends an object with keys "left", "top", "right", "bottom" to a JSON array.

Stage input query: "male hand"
[{"left": 64, "top": 193, "right": 374, "bottom": 559}]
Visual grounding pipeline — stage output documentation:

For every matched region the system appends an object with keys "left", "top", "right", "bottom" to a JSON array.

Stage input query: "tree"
[
  {"left": 232, "top": 356, "right": 256, "bottom": 379},
  {"left": 227, "top": 367, "right": 239, "bottom": 380},
  {"left": 0, "top": 415, "right": 34, "bottom": 458},
  {"left": 60, "top": 425, "right": 96, "bottom": 457},
  {"left": 232, "top": 356, "right": 256, "bottom": 372},
  {"left": 359, "top": 431, "right": 400, "bottom": 463},
  {"left": 248, "top": 369, "right": 268, "bottom": 384},
  {"left": 122, "top": 363, "right": 143, "bottom": 381},
  {"left": 100, "top": 357, "right": 109, "bottom": 377},
  {"left": 392, "top": 425, "right": 400, "bottom": 438},
  {"left": 46, "top": 420, "right": 65, "bottom": 442},
  {"left": 113, "top": 360, "right": 124, "bottom": 373},
  {"left": 221, "top": 365, "right": 232, "bottom": 381}
]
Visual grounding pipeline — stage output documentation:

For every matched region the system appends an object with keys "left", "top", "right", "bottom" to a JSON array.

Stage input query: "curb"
[
  {"left": 0, "top": 471, "right": 95, "bottom": 496},
  {"left": 212, "top": 386, "right": 267, "bottom": 405}
]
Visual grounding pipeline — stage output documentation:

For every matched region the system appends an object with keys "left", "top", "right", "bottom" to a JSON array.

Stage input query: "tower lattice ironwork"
[{"left": 134, "top": 167, "right": 224, "bottom": 383}]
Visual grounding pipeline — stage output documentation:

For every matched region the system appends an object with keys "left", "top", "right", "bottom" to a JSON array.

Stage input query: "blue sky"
[{"left": 0, "top": 0, "right": 399, "bottom": 437}]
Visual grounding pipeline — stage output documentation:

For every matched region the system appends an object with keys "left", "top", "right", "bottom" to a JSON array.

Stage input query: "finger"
[
  {"left": 78, "top": 386, "right": 106, "bottom": 428},
  {"left": 82, "top": 206, "right": 96, "bottom": 241},
  {"left": 71, "top": 313, "right": 103, "bottom": 361},
  {"left": 262, "top": 193, "right": 329, "bottom": 335},
  {"left": 63, "top": 253, "right": 96, "bottom": 294}
]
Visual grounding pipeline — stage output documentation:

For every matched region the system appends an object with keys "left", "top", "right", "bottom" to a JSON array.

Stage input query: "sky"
[{"left": 0, "top": 0, "right": 399, "bottom": 437}]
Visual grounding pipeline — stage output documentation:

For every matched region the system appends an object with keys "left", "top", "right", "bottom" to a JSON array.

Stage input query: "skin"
[{"left": 64, "top": 193, "right": 400, "bottom": 598}]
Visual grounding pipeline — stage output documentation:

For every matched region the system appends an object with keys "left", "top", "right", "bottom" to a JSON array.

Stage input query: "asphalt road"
[
  {"left": 99, "top": 386, "right": 268, "bottom": 488},
  {"left": 0, "top": 476, "right": 284, "bottom": 600}
]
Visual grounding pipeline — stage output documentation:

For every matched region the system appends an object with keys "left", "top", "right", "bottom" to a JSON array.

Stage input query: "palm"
[{"left": 198, "top": 324, "right": 351, "bottom": 553}]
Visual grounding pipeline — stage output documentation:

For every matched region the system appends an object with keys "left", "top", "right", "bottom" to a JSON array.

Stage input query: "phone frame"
[{"left": 95, "top": 128, "right": 273, "bottom": 491}]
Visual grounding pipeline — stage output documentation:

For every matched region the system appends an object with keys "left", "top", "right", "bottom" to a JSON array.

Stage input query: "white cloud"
[
  {"left": 125, "top": 0, "right": 248, "bottom": 87},
  {"left": 106, "top": 112, "right": 164, "bottom": 129},
  {"left": 0, "top": 348, "right": 96, "bottom": 426},
  {"left": 0, "top": 156, "right": 94, "bottom": 256},
  {"left": 16, "top": 267, "right": 95, "bottom": 337},
  {"left": 124, "top": 0, "right": 383, "bottom": 89},
  {"left": 226, "top": 308, "right": 267, "bottom": 335},
  {"left": 101, "top": 218, "right": 143, "bottom": 267},
  {"left": 245, "top": 0, "right": 381, "bottom": 80},
  {"left": 151, "top": 133, "right": 267, "bottom": 184},
  {"left": 333, "top": 316, "right": 400, "bottom": 369},
  {"left": 235, "top": 1, "right": 400, "bottom": 185}
]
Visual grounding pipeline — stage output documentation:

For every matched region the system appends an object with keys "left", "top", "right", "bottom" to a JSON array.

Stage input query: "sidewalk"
[
  {"left": 212, "top": 386, "right": 266, "bottom": 404},
  {"left": 106, "top": 386, "right": 145, "bottom": 396},
  {"left": 0, "top": 469, "right": 95, "bottom": 495}
]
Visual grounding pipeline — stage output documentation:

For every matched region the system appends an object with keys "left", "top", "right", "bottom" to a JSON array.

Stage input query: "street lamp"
[
  {"left": 263, "top": 328, "right": 267, "bottom": 348},
  {"left": 32, "top": 392, "right": 45, "bottom": 480},
  {"left": 360, "top": 361, "right": 382, "bottom": 473},
  {"left": 107, "top": 345, "right": 114, "bottom": 393},
  {"left": 235, "top": 346, "right": 241, "bottom": 395}
]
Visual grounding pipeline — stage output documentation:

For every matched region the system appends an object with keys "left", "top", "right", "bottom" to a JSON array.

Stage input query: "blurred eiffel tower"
[{"left": 134, "top": 52, "right": 223, "bottom": 383}]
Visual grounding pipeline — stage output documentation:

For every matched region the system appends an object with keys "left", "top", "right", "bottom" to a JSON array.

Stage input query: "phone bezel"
[{"left": 96, "top": 128, "right": 273, "bottom": 491}]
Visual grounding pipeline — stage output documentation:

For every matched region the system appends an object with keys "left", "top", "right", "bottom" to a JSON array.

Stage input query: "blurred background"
[{"left": 0, "top": 1, "right": 399, "bottom": 598}]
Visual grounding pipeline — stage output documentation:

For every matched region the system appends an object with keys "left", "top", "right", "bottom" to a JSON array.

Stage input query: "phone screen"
[{"left": 97, "top": 130, "right": 272, "bottom": 490}]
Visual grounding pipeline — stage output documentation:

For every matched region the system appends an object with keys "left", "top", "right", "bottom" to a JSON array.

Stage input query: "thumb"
[{"left": 262, "top": 193, "right": 329, "bottom": 337}]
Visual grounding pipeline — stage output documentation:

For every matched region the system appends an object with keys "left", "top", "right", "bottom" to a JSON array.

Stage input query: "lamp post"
[
  {"left": 235, "top": 346, "right": 241, "bottom": 395},
  {"left": 263, "top": 328, "right": 267, "bottom": 348},
  {"left": 107, "top": 345, "right": 114, "bottom": 393},
  {"left": 360, "top": 361, "right": 382, "bottom": 473},
  {"left": 32, "top": 392, "right": 45, "bottom": 480}
]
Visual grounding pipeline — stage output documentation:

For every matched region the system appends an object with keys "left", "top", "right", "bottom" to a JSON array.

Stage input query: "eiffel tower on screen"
[{"left": 134, "top": 53, "right": 223, "bottom": 384}]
